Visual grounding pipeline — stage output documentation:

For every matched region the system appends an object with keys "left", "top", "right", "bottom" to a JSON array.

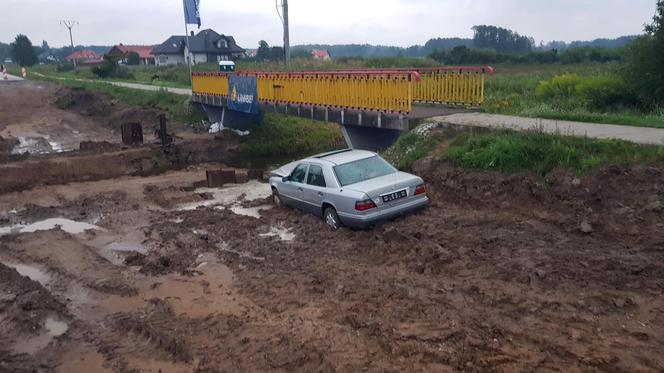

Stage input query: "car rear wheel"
[
  {"left": 272, "top": 188, "right": 283, "bottom": 207},
  {"left": 323, "top": 206, "right": 341, "bottom": 231}
]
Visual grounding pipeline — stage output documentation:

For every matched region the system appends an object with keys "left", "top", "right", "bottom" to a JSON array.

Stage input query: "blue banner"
[
  {"left": 183, "top": 0, "right": 201, "bottom": 28},
  {"left": 227, "top": 75, "right": 259, "bottom": 114}
]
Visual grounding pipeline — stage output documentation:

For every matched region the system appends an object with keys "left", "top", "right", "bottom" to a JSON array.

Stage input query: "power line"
[{"left": 60, "top": 20, "right": 79, "bottom": 68}]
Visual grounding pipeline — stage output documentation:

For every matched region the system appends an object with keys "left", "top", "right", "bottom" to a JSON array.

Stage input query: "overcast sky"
[{"left": 1, "top": 0, "right": 657, "bottom": 48}]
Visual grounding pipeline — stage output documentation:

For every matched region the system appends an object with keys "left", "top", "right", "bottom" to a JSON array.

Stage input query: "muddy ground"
[
  {"left": 1, "top": 79, "right": 664, "bottom": 372},
  {"left": 0, "top": 160, "right": 662, "bottom": 372}
]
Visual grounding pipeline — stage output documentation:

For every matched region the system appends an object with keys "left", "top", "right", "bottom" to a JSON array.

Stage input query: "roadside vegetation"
[
  {"left": 239, "top": 113, "right": 344, "bottom": 159},
  {"left": 384, "top": 125, "right": 664, "bottom": 176}
]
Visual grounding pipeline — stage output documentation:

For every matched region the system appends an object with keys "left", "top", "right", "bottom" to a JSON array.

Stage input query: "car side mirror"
[{"left": 282, "top": 176, "right": 290, "bottom": 183}]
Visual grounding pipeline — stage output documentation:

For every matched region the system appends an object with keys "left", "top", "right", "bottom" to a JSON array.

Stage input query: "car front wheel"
[
  {"left": 272, "top": 188, "right": 283, "bottom": 207},
  {"left": 323, "top": 206, "right": 341, "bottom": 231}
]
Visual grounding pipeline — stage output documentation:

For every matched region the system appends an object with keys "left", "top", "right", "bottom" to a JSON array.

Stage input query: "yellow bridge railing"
[
  {"left": 192, "top": 71, "right": 417, "bottom": 113},
  {"left": 191, "top": 66, "right": 494, "bottom": 114},
  {"left": 411, "top": 66, "right": 493, "bottom": 106}
]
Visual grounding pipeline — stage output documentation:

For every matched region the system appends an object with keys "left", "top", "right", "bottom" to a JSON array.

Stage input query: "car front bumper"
[{"left": 338, "top": 196, "right": 429, "bottom": 228}]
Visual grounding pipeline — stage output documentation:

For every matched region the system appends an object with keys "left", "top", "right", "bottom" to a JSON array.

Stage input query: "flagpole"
[{"left": 183, "top": 0, "right": 193, "bottom": 86}]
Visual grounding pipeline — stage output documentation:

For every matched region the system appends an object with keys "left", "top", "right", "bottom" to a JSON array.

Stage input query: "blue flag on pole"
[{"left": 183, "top": 0, "right": 201, "bottom": 28}]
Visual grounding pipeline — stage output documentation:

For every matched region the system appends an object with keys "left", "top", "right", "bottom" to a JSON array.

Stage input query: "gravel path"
[{"left": 434, "top": 112, "right": 664, "bottom": 145}]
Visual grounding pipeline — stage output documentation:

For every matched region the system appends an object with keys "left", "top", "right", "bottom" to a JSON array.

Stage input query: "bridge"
[{"left": 191, "top": 66, "right": 494, "bottom": 150}]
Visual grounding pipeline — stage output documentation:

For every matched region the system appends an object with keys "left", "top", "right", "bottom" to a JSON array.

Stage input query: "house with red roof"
[
  {"left": 311, "top": 49, "right": 332, "bottom": 61},
  {"left": 64, "top": 50, "right": 103, "bottom": 66},
  {"left": 107, "top": 44, "right": 156, "bottom": 66}
]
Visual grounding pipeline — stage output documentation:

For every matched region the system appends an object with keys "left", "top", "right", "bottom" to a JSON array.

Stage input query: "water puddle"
[
  {"left": 0, "top": 218, "right": 104, "bottom": 236},
  {"left": 260, "top": 226, "right": 296, "bottom": 241},
  {"left": 3, "top": 262, "right": 51, "bottom": 285},
  {"left": 176, "top": 180, "right": 271, "bottom": 211},
  {"left": 216, "top": 204, "right": 272, "bottom": 218},
  {"left": 13, "top": 317, "right": 68, "bottom": 355},
  {"left": 11, "top": 136, "right": 68, "bottom": 155},
  {"left": 45, "top": 317, "right": 69, "bottom": 336}
]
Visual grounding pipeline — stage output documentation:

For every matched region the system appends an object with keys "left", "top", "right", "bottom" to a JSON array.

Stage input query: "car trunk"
[{"left": 343, "top": 172, "right": 421, "bottom": 209}]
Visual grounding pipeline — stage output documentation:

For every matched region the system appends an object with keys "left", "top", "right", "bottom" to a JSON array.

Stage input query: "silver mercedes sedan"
[{"left": 269, "top": 149, "right": 429, "bottom": 229}]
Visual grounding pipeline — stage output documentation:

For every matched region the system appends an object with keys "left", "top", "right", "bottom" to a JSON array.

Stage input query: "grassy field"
[
  {"left": 384, "top": 125, "right": 664, "bottom": 175},
  {"left": 239, "top": 113, "right": 344, "bottom": 158},
  {"left": 484, "top": 63, "right": 664, "bottom": 128}
]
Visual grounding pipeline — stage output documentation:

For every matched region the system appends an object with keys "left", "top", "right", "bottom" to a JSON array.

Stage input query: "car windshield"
[{"left": 333, "top": 156, "right": 397, "bottom": 187}]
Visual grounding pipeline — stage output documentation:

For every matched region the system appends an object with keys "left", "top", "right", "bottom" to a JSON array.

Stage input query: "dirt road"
[{"left": 1, "top": 159, "right": 663, "bottom": 372}]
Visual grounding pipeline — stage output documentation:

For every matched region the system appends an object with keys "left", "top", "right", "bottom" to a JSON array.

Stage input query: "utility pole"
[
  {"left": 276, "top": 0, "right": 291, "bottom": 67},
  {"left": 283, "top": 0, "right": 290, "bottom": 66},
  {"left": 60, "top": 20, "right": 78, "bottom": 68}
]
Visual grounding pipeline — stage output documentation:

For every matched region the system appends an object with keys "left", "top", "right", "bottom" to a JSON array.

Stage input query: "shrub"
[
  {"left": 126, "top": 52, "right": 141, "bottom": 66},
  {"left": 92, "top": 55, "right": 134, "bottom": 79},
  {"left": 535, "top": 74, "right": 584, "bottom": 98},
  {"left": 575, "top": 75, "right": 635, "bottom": 110},
  {"left": 56, "top": 63, "right": 76, "bottom": 72}
]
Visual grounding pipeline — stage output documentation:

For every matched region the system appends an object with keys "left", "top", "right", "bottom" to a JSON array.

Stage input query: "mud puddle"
[
  {"left": 0, "top": 217, "right": 103, "bottom": 236},
  {"left": 69, "top": 252, "right": 247, "bottom": 322},
  {"left": 3, "top": 262, "right": 51, "bottom": 285},
  {"left": 176, "top": 180, "right": 271, "bottom": 212},
  {"left": 11, "top": 136, "right": 68, "bottom": 155},
  {"left": 13, "top": 317, "right": 69, "bottom": 355},
  {"left": 56, "top": 344, "right": 113, "bottom": 373},
  {"left": 260, "top": 225, "right": 296, "bottom": 241}
]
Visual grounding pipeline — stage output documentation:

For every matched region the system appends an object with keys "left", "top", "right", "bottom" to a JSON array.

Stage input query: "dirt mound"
[{"left": 54, "top": 86, "right": 163, "bottom": 134}]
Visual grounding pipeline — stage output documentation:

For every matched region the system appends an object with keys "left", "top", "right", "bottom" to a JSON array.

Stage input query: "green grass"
[
  {"left": 484, "top": 63, "right": 664, "bottom": 128},
  {"left": 444, "top": 130, "right": 664, "bottom": 175},
  {"left": 239, "top": 113, "right": 344, "bottom": 158},
  {"left": 382, "top": 131, "right": 438, "bottom": 170}
]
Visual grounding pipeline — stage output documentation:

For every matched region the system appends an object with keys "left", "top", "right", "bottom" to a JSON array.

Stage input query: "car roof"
[{"left": 305, "top": 149, "right": 376, "bottom": 165}]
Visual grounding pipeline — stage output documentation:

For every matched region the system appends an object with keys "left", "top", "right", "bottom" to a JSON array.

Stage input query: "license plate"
[{"left": 382, "top": 189, "right": 407, "bottom": 203}]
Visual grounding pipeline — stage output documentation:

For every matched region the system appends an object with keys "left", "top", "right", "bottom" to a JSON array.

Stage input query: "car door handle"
[
  {"left": 317, "top": 192, "right": 324, "bottom": 197},
  {"left": 297, "top": 187, "right": 303, "bottom": 192}
]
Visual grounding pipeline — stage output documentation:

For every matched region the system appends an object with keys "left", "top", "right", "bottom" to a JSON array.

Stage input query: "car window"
[
  {"left": 290, "top": 163, "right": 308, "bottom": 183},
  {"left": 307, "top": 165, "right": 326, "bottom": 187},
  {"left": 333, "top": 156, "right": 397, "bottom": 187}
]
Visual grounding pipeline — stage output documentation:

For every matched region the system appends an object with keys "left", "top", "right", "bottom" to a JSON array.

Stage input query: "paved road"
[
  {"left": 0, "top": 73, "right": 24, "bottom": 82},
  {"left": 33, "top": 72, "right": 191, "bottom": 95},
  {"left": 432, "top": 113, "right": 664, "bottom": 146}
]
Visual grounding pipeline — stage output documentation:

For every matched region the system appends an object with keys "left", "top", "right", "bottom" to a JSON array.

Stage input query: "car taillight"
[
  {"left": 415, "top": 184, "right": 426, "bottom": 195},
  {"left": 355, "top": 199, "right": 377, "bottom": 211}
]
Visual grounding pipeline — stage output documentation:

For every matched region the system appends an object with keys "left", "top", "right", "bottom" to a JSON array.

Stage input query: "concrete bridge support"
[{"left": 197, "top": 95, "right": 411, "bottom": 151}]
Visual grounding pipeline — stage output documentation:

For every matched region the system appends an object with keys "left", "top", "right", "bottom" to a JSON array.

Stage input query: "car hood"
[
  {"left": 270, "top": 161, "right": 299, "bottom": 177},
  {"left": 343, "top": 171, "right": 422, "bottom": 198}
]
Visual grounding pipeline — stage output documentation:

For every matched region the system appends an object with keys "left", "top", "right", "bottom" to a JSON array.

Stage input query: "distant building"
[
  {"left": 64, "top": 50, "right": 103, "bottom": 66},
  {"left": 152, "top": 29, "right": 245, "bottom": 66},
  {"left": 312, "top": 49, "right": 332, "bottom": 61},
  {"left": 107, "top": 44, "right": 156, "bottom": 66}
]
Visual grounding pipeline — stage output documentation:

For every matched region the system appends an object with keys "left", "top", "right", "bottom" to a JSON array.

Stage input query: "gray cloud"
[{"left": 1, "top": 0, "right": 656, "bottom": 48}]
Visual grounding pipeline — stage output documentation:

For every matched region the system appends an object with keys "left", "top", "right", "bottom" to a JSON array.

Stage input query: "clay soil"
[
  {"left": 0, "top": 158, "right": 662, "bottom": 372},
  {"left": 1, "top": 79, "right": 664, "bottom": 372}
]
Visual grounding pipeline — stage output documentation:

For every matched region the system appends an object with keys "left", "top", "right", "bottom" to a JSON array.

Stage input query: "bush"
[
  {"left": 535, "top": 74, "right": 585, "bottom": 98},
  {"left": 575, "top": 76, "right": 636, "bottom": 110},
  {"left": 92, "top": 55, "right": 135, "bottom": 79},
  {"left": 56, "top": 63, "right": 76, "bottom": 72},
  {"left": 535, "top": 73, "right": 636, "bottom": 110}
]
